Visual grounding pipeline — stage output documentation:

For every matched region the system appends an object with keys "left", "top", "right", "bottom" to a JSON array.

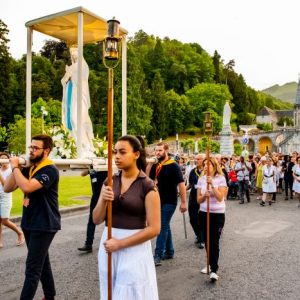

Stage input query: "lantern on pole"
[{"left": 103, "top": 17, "right": 121, "bottom": 300}]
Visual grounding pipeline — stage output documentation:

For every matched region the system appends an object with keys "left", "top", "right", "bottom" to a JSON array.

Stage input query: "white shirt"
[
  {"left": 196, "top": 174, "right": 227, "bottom": 213},
  {"left": 0, "top": 167, "right": 12, "bottom": 193}
]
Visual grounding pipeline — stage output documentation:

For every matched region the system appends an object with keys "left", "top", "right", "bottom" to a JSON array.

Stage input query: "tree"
[
  {"left": 7, "top": 116, "right": 43, "bottom": 154},
  {"left": 165, "top": 90, "right": 193, "bottom": 135},
  {"left": 0, "top": 19, "right": 12, "bottom": 125},
  {"left": 126, "top": 46, "right": 152, "bottom": 136},
  {"left": 186, "top": 83, "right": 232, "bottom": 133},
  {"left": 198, "top": 136, "right": 220, "bottom": 154}
]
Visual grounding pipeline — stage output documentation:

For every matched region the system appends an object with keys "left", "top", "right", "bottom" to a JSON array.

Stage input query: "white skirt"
[
  {"left": 262, "top": 177, "right": 276, "bottom": 193},
  {"left": 0, "top": 192, "right": 12, "bottom": 218},
  {"left": 293, "top": 178, "right": 300, "bottom": 193},
  {"left": 98, "top": 227, "right": 159, "bottom": 300}
]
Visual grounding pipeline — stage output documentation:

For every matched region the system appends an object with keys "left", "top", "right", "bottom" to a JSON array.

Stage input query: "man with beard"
[
  {"left": 4, "top": 134, "right": 60, "bottom": 300},
  {"left": 148, "top": 142, "right": 187, "bottom": 266}
]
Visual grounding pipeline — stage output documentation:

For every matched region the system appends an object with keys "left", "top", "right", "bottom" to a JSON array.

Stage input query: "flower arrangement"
[
  {"left": 48, "top": 125, "right": 77, "bottom": 159},
  {"left": 92, "top": 135, "right": 109, "bottom": 158}
]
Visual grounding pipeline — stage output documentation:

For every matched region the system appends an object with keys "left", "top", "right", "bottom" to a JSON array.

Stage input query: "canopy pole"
[
  {"left": 26, "top": 27, "right": 33, "bottom": 155},
  {"left": 77, "top": 12, "right": 84, "bottom": 158},
  {"left": 121, "top": 36, "right": 127, "bottom": 136}
]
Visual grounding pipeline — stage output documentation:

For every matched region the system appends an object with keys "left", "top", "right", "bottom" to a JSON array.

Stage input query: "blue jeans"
[{"left": 154, "top": 204, "right": 177, "bottom": 258}]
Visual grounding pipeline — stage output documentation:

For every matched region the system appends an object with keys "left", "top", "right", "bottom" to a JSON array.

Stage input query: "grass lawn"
[{"left": 11, "top": 176, "right": 92, "bottom": 217}]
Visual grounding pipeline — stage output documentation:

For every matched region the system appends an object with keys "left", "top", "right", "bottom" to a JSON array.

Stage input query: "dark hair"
[
  {"left": 32, "top": 134, "right": 53, "bottom": 151},
  {"left": 0, "top": 152, "right": 10, "bottom": 159},
  {"left": 118, "top": 135, "right": 147, "bottom": 171}
]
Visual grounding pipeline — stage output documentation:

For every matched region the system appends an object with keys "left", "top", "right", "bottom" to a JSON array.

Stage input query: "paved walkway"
[{"left": 1, "top": 193, "right": 300, "bottom": 299}]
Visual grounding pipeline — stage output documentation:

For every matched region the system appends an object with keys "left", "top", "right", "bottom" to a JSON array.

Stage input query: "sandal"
[{"left": 16, "top": 233, "right": 25, "bottom": 246}]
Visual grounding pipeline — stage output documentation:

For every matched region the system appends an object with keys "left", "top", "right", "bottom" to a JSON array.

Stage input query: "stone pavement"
[{"left": 1, "top": 193, "right": 300, "bottom": 299}]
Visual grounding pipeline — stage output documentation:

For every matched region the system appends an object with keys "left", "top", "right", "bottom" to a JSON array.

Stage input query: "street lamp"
[
  {"left": 203, "top": 111, "right": 213, "bottom": 276},
  {"left": 103, "top": 17, "right": 121, "bottom": 300},
  {"left": 41, "top": 106, "right": 48, "bottom": 133}
]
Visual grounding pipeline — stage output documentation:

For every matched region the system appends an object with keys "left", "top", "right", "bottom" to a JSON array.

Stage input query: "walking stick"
[
  {"left": 205, "top": 143, "right": 210, "bottom": 275},
  {"left": 182, "top": 212, "right": 188, "bottom": 239}
]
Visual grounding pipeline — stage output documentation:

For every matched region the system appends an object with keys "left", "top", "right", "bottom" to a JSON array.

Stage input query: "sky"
[{"left": 1, "top": 0, "right": 300, "bottom": 90}]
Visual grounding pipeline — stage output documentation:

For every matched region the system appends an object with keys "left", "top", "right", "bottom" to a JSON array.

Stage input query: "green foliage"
[
  {"left": 234, "top": 143, "right": 243, "bottom": 156},
  {"left": 2, "top": 23, "right": 296, "bottom": 145},
  {"left": 0, "top": 19, "right": 13, "bottom": 125},
  {"left": 277, "top": 116, "right": 294, "bottom": 126},
  {"left": 32, "top": 97, "right": 61, "bottom": 125},
  {"left": 256, "top": 123, "right": 273, "bottom": 131},
  {"left": 0, "top": 125, "right": 8, "bottom": 142},
  {"left": 198, "top": 136, "right": 220, "bottom": 153},
  {"left": 7, "top": 117, "right": 43, "bottom": 154},
  {"left": 186, "top": 83, "right": 232, "bottom": 132},
  {"left": 180, "top": 138, "right": 195, "bottom": 152}
]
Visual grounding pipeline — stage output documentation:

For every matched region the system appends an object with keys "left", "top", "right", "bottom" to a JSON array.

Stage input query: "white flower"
[
  {"left": 52, "top": 133, "right": 64, "bottom": 142},
  {"left": 103, "top": 149, "right": 108, "bottom": 155}
]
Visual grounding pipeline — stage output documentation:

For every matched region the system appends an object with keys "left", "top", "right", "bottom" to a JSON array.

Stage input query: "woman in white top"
[
  {"left": 196, "top": 157, "right": 227, "bottom": 282},
  {"left": 260, "top": 157, "right": 277, "bottom": 206},
  {"left": 0, "top": 152, "right": 24, "bottom": 247},
  {"left": 292, "top": 156, "right": 300, "bottom": 207}
]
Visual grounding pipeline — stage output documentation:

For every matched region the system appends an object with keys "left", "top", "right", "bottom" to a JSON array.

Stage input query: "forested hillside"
[
  {"left": 262, "top": 82, "right": 297, "bottom": 103},
  {"left": 0, "top": 20, "right": 293, "bottom": 145}
]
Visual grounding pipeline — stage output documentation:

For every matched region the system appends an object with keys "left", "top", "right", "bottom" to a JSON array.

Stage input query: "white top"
[
  {"left": 234, "top": 161, "right": 252, "bottom": 181},
  {"left": 292, "top": 164, "right": 300, "bottom": 193},
  {"left": 196, "top": 174, "right": 227, "bottom": 213},
  {"left": 262, "top": 165, "right": 276, "bottom": 193},
  {"left": 0, "top": 168, "right": 12, "bottom": 195}
]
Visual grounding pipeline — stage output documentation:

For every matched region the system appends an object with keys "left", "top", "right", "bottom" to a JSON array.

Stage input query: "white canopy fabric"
[{"left": 25, "top": 6, "right": 128, "bottom": 45}]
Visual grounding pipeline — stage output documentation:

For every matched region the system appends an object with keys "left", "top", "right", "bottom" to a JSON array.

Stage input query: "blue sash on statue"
[{"left": 66, "top": 80, "right": 73, "bottom": 130}]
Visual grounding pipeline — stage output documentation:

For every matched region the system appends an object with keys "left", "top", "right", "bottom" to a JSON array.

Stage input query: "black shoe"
[
  {"left": 78, "top": 244, "right": 92, "bottom": 252},
  {"left": 260, "top": 201, "right": 265, "bottom": 206},
  {"left": 247, "top": 198, "right": 250, "bottom": 203},
  {"left": 198, "top": 243, "right": 204, "bottom": 249},
  {"left": 285, "top": 197, "right": 288, "bottom": 200},
  {"left": 239, "top": 200, "right": 244, "bottom": 204},
  {"left": 269, "top": 201, "right": 272, "bottom": 206},
  {"left": 154, "top": 256, "right": 162, "bottom": 266},
  {"left": 162, "top": 253, "right": 174, "bottom": 260}
]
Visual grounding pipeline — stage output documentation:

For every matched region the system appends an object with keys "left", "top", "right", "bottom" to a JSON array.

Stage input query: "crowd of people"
[
  {"left": 176, "top": 150, "right": 300, "bottom": 208},
  {"left": 1, "top": 135, "right": 300, "bottom": 299}
]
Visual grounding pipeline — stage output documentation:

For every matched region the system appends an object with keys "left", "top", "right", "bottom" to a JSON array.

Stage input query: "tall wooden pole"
[
  {"left": 204, "top": 112, "right": 212, "bottom": 276},
  {"left": 107, "top": 67, "right": 114, "bottom": 300},
  {"left": 206, "top": 139, "right": 210, "bottom": 275}
]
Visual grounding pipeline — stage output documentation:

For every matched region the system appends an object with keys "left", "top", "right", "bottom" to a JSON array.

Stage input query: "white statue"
[
  {"left": 61, "top": 47, "right": 95, "bottom": 157},
  {"left": 222, "top": 101, "right": 231, "bottom": 126}
]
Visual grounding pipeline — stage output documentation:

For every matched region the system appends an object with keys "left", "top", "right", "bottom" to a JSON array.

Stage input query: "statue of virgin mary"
[{"left": 61, "top": 47, "right": 95, "bottom": 157}]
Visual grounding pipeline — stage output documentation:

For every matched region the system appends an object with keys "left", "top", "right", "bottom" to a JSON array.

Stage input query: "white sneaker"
[
  {"left": 210, "top": 272, "right": 219, "bottom": 282},
  {"left": 201, "top": 266, "right": 211, "bottom": 274}
]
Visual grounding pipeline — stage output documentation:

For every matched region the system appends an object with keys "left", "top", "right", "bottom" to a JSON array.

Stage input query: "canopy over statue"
[
  {"left": 24, "top": 7, "right": 128, "bottom": 158},
  {"left": 223, "top": 101, "right": 231, "bottom": 126}
]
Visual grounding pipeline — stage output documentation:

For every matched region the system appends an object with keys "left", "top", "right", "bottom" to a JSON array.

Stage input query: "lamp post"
[
  {"left": 103, "top": 17, "right": 121, "bottom": 300},
  {"left": 203, "top": 111, "right": 213, "bottom": 275},
  {"left": 41, "top": 106, "right": 48, "bottom": 133}
]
